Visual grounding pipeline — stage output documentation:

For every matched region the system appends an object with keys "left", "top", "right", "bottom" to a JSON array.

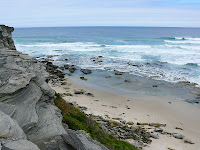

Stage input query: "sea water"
[{"left": 13, "top": 27, "right": 200, "bottom": 86}]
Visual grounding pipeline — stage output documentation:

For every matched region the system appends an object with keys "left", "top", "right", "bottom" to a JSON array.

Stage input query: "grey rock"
[
  {"left": 184, "top": 139, "right": 194, "bottom": 144},
  {"left": 85, "top": 93, "right": 94, "bottom": 97},
  {"left": 150, "top": 133, "right": 159, "bottom": 139},
  {"left": 39, "top": 135, "right": 75, "bottom": 150},
  {"left": 80, "top": 76, "right": 87, "bottom": 81},
  {"left": 62, "top": 123, "right": 69, "bottom": 130},
  {"left": 2, "top": 140, "right": 40, "bottom": 150},
  {"left": 69, "top": 65, "right": 76, "bottom": 73},
  {"left": 81, "top": 69, "right": 92, "bottom": 74},
  {"left": 62, "top": 130, "right": 108, "bottom": 150},
  {"left": 172, "top": 133, "right": 184, "bottom": 139},
  {"left": 120, "top": 120, "right": 126, "bottom": 124},
  {"left": 154, "top": 127, "right": 163, "bottom": 133},
  {"left": 0, "top": 110, "right": 26, "bottom": 140},
  {"left": 0, "top": 25, "right": 16, "bottom": 50},
  {"left": 79, "top": 106, "right": 88, "bottom": 111},
  {"left": 0, "top": 103, "right": 16, "bottom": 117},
  {"left": 74, "top": 90, "right": 85, "bottom": 94},
  {"left": 27, "top": 101, "right": 66, "bottom": 146}
]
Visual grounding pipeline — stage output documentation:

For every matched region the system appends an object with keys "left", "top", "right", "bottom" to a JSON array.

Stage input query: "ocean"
[{"left": 13, "top": 27, "right": 200, "bottom": 86}]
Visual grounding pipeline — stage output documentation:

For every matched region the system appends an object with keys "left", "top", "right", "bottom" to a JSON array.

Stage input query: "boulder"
[
  {"left": 0, "top": 110, "right": 26, "bottom": 140},
  {"left": 154, "top": 127, "right": 163, "bottom": 133},
  {"left": 62, "top": 130, "right": 108, "bottom": 150},
  {"left": 172, "top": 133, "right": 184, "bottom": 139},
  {"left": 1, "top": 140, "right": 40, "bottom": 150},
  {"left": 81, "top": 69, "right": 92, "bottom": 74},
  {"left": 69, "top": 65, "right": 77, "bottom": 73}
]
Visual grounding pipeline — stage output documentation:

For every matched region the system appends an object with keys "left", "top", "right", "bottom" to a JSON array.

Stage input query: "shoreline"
[{"left": 49, "top": 75, "right": 200, "bottom": 150}]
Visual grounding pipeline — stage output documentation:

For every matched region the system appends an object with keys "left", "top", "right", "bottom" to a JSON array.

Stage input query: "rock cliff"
[{"left": 0, "top": 25, "right": 108, "bottom": 150}]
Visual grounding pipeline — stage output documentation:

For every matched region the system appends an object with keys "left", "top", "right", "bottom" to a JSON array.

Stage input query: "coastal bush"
[{"left": 54, "top": 93, "right": 138, "bottom": 150}]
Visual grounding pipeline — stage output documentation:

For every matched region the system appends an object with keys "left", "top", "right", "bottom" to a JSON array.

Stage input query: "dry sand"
[{"left": 50, "top": 77, "right": 200, "bottom": 150}]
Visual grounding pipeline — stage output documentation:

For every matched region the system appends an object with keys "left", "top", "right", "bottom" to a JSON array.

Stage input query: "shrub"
[{"left": 54, "top": 93, "right": 138, "bottom": 150}]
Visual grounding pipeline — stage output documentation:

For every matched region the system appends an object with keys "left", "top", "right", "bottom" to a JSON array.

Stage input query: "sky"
[{"left": 1, "top": 0, "right": 200, "bottom": 27}]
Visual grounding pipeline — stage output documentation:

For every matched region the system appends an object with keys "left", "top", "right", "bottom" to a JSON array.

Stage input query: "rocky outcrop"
[
  {"left": 0, "top": 25, "right": 108, "bottom": 150},
  {"left": 0, "top": 25, "right": 16, "bottom": 50}
]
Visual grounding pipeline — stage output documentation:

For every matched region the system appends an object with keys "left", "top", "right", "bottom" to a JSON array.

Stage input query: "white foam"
[
  {"left": 16, "top": 41, "right": 200, "bottom": 86},
  {"left": 165, "top": 40, "right": 200, "bottom": 44},
  {"left": 175, "top": 37, "right": 185, "bottom": 40},
  {"left": 16, "top": 42, "right": 103, "bottom": 52},
  {"left": 165, "top": 44, "right": 200, "bottom": 51},
  {"left": 184, "top": 37, "right": 200, "bottom": 41}
]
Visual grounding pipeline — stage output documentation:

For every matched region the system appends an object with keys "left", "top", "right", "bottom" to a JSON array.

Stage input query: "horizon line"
[{"left": 14, "top": 25, "right": 200, "bottom": 29}]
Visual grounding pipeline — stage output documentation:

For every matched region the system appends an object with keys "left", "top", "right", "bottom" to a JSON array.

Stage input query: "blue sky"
[{"left": 1, "top": 0, "right": 200, "bottom": 27}]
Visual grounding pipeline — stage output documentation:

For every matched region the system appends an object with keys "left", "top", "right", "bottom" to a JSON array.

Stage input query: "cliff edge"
[{"left": 0, "top": 25, "right": 108, "bottom": 150}]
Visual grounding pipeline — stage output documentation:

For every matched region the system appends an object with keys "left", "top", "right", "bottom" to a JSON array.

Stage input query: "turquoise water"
[{"left": 13, "top": 27, "right": 200, "bottom": 86}]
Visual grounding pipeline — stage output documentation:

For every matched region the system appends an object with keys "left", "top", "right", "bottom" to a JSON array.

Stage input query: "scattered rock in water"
[
  {"left": 46, "top": 62, "right": 66, "bottom": 78},
  {"left": 94, "top": 100, "right": 99, "bottom": 102},
  {"left": 115, "top": 71, "right": 123, "bottom": 75},
  {"left": 184, "top": 139, "right": 194, "bottom": 144},
  {"left": 46, "top": 62, "right": 58, "bottom": 70},
  {"left": 152, "top": 85, "right": 158, "bottom": 87},
  {"left": 59, "top": 66, "right": 65, "bottom": 70},
  {"left": 53, "top": 50, "right": 63, "bottom": 51},
  {"left": 56, "top": 59, "right": 65, "bottom": 61},
  {"left": 64, "top": 64, "right": 69, "bottom": 69},
  {"left": 185, "top": 99, "right": 200, "bottom": 104},
  {"left": 80, "top": 76, "right": 87, "bottom": 81},
  {"left": 81, "top": 69, "right": 92, "bottom": 74},
  {"left": 168, "top": 102, "right": 171, "bottom": 104},
  {"left": 105, "top": 75, "right": 111, "bottom": 78},
  {"left": 104, "top": 67, "right": 111, "bottom": 70},
  {"left": 124, "top": 80, "right": 131, "bottom": 83},
  {"left": 178, "top": 81, "right": 198, "bottom": 86},
  {"left": 47, "top": 55, "right": 54, "bottom": 58},
  {"left": 127, "top": 62, "right": 142, "bottom": 67},
  {"left": 154, "top": 127, "right": 163, "bottom": 133},
  {"left": 98, "top": 56, "right": 103, "bottom": 58},
  {"left": 172, "top": 133, "right": 184, "bottom": 139},
  {"left": 65, "top": 58, "right": 69, "bottom": 61},
  {"left": 68, "top": 65, "right": 77, "bottom": 73},
  {"left": 85, "top": 93, "right": 94, "bottom": 97}
]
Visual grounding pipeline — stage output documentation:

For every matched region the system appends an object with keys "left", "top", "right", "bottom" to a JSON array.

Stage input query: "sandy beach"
[{"left": 49, "top": 76, "right": 200, "bottom": 150}]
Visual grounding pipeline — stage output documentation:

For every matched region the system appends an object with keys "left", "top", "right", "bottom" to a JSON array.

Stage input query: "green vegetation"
[{"left": 54, "top": 93, "right": 138, "bottom": 150}]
